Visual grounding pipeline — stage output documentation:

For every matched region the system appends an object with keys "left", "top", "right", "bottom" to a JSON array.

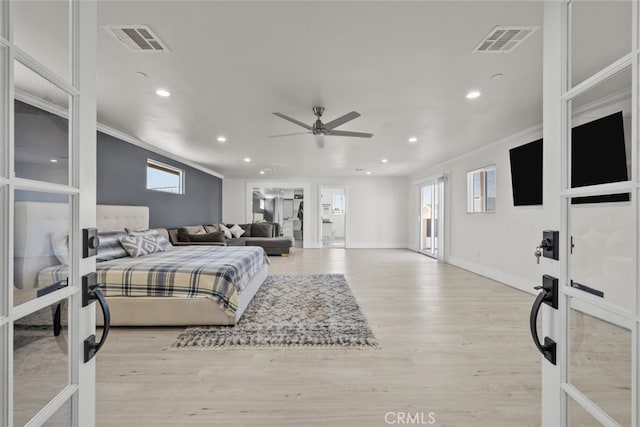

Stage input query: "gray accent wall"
[
  {"left": 97, "top": 132, "right": 222, "bottom": 228},
  {"left": 15, "top": 100, "right": 223, "bottom": 228}
]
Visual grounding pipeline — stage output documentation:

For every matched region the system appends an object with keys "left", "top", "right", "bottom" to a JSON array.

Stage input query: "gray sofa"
[{"left": 167, "top": 223, "right": 294, "bottom": 256}]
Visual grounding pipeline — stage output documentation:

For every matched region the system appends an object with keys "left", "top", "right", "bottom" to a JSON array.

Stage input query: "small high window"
[
  {"left": 467, "top": 166, "right": 496, "bottom": 213},
  {"left": 146, "top": 159, "right": 184, "bottom": 194}
]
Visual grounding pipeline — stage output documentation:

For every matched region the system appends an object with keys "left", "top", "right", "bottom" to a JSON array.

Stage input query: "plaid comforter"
[{"left": 38, "top": 246, "right": 268, "bottom": 316}]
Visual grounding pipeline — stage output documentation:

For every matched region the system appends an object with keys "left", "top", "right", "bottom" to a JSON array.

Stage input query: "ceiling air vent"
[
  {"left": 473, "top": 26, "right": 539, "bottom": 53},
  {"left": 104, "top": 25, "right": 169, "bottom": 52}
]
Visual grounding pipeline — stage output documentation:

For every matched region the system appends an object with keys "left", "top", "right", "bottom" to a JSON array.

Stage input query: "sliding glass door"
[{"left": 419, "top": 179, "right": 443, "bottom": 258}]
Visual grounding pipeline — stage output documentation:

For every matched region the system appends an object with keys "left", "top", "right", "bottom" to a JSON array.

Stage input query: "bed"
[{"left": 14, "top": 202, "right": 269, "bottom": 326}]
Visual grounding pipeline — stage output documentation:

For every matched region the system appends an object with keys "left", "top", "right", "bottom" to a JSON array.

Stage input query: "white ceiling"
[{"left": 12, "top": 1, "right": 633, "bottom": 179}]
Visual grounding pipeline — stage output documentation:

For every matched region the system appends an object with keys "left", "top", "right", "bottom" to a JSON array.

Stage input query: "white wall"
[
  {"left": 409, "top": 126, "right": 544, "bottom": 294},
  {"left": 408, "top": 94, "right": 633, "bottom": 296},
  {"left": 223, "top": 176, "right": 408, "bottom": 248}
]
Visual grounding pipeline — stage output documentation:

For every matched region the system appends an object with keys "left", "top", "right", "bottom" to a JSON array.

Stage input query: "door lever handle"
[
  {"left": 529, "top": 276, "right": 558, "bottom": 365},
  {"left": 84, "top": 286, "right": 110, "bottom": 363},
  {"left": 82, "top": 273, "right": 111, "bottom": 363}
]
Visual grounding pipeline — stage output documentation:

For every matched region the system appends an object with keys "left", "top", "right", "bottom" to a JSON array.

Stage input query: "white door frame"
[
  {"left": 318, "top": 185, "right": 348, "bottom": 248},
  {"left": 542, "top": 2, "right": 638, "bottom": 425},
  {"left": 0, "top": 1, "right": 97, "bottom": 426},
  {"left": 415, "top": 173, "right": 447, "bottom": 262}
]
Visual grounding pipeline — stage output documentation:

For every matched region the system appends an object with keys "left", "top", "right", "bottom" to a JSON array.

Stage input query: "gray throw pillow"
[
  {"left": 239, "top": 224, "right": 252, "bottom": 237},
  {"left": 119, "top": 235, "right": 165, "bottom": 258},
  {"left": 187, "top": 231, "right": 225, "bottom": 243},
  {"left": 251, "top": 223, "right": 273, "bottom": 238},
  {"left": 178, "top": 227, "right": 204, "bottom": 242},
  {"left": 127, "top": 229, "right": 172, "bottom": 250},
  {"left": 97, "top": 230, "right": 128, "bottom": 262},
  {"left": 204, "top": 224, "right": 220, "bottom": 233}
]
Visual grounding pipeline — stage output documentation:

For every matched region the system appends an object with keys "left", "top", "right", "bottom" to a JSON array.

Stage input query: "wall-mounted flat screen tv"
[
  {"left": 509, "top": 138, "right": 543, "bottom": 206},
  {"left": 571, "top": 111, "right": 630, "bottom": 204},
  {"left": 509, "top": 111, "right": 630, "bottom": 206}
]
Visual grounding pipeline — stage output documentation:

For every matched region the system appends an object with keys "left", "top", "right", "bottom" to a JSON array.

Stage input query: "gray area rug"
[{"left": 171, "top": 274, "right": 378, "bottom": 349}]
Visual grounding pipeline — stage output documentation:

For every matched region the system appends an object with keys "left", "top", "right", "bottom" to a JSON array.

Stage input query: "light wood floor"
[{"left": 96, "top": 249, "right": 541, "bottom": 426}]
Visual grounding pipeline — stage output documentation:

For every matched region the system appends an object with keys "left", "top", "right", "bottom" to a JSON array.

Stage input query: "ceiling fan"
[{"left": 271, "top": 107, "right": 373, "bottom": 148}]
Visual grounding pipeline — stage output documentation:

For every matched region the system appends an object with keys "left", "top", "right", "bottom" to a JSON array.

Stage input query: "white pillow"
[
  {"left": 219, "top": 224, "right": 232, "bottom": 239},
  {"left": 50, "top": 232, "right": 69, "bottom": 265},
  {"left": 229, "top": 224, "right": 246, "bottom": 238}
]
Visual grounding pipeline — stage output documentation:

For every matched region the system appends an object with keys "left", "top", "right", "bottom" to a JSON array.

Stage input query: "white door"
[
  {"left": 1, "top": 1, "right": 98, "bottom": 426},
  {"left": 540, "top": 1, "right": 637, "bottom": 425}
]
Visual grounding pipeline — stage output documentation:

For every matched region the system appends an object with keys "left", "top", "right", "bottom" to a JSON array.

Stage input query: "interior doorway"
[
  {"left": 319, "top": 187, "right": 346, "bottom": 248},
  {"left": 251, "top": 187, "right": 304, "bottom": 248}
]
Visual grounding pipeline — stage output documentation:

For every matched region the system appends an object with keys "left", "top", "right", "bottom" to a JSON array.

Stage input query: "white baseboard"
[
  {"left": 447, "top": 256, "right": 537, "bottom": 295},
  {"left": 346, "top": 242, "right": 408, "bottom": 249}
]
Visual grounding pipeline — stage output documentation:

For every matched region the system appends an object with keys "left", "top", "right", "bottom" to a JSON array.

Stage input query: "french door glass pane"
[
  {"left": 13, "top": 0, "right": 69, "bottom": 81},
  {"left": 0, "top": 184, "right": 6, "bottom": 317},
  {"left": 14, "top": 190, "right": 70, "bottom": 307},
  {"left": 570, "top": 0, "right": 632, "bottom": 88},
  {"left": 568, "top": 298, "right": 631, "bottom": 426},
  {"left": 14, "top": 299, "right": 69, "bottom": 426},
  {"left": 0, "top": 324, "right": 6, "bottom": 425},
  {"left": 14, "top": 61, "right": 70, "bottom": 186},
  {"left": 568, "top": 396, "right": 608, "bottom": 427},
  {"left": 570, "top": 67, "right": 632, "bottom": 192},
  {"left": 569, "top": 197, "right": 634, "bottom": 311},
  {"left": 43, "top": 397, "right": 71, "bottom": 426}
]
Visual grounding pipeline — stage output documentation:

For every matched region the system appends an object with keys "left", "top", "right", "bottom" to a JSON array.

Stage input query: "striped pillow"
[
  {"left": 119, "top": 235, "right": 166, "bottom": 258},
  {"left": 96, "top": 231, "right": 128, "bottom": 262}
]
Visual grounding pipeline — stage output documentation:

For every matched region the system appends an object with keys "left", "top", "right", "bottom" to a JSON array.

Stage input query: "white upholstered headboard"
[
  {"left": 14, "top": 203, "right": 149, "bottom": 290},
  {"left": 97, "top": 205, "right": 149, "bottom": 232}
]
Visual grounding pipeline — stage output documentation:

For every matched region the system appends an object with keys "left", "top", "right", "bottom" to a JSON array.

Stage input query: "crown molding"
[{"left": 14, "top": 90, "right": 224, "bottom": 179}]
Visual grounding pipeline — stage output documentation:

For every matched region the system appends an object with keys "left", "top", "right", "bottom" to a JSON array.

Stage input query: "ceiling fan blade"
[
  {"left": 273, "top": 112, "right": 312, "bottom": 130},
  {"left": 315, "top": 135, "right": 325, "bottom": 149},
  {"left": 328, "top": 130, "right": 373, "bottom": 138},
  {"left": 267, "top": 132, "right": 310, "bottom": 138},
  {"left": 324, "top": 111, "right": 361, "bottom": 131}
]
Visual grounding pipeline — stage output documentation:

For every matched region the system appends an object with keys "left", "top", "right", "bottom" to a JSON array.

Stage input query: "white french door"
[
  {"left": 541, "top": 1, "right": 638, "bottom": 425},
  {"left": 0, "top": 1, "right": 97, "bottom": 426},
  {"left": 418, "top": 177, "right": 444, "bottom": 259}
]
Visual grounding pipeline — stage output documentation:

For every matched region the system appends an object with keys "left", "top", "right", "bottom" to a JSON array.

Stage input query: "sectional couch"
[{"left": 166, "top": 222, "right": 294, "bottom": 256}]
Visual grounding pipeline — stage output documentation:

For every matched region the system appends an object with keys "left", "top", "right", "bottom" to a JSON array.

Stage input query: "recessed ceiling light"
[
  {"left": 217, "top": 136, "right": 227, "bottom": 143},
  {"left": 156, "top": 89, "right": 171, "bottom": 97},
  {"left": 381, "top": 158, "right": 388, "bottom": 164},
  {"left": 136, "top": 71, "right": 147, "bottom": 79},
  {"left": 491, "top": 73, "right": 504, "bottom": 80},
  {"left": 244, "top": 157, "right": 251, "bottom": 163},
  {"left": 408, "top": 137, "right": 418, "bottom": 143},
  {"left": 366, "top": 171, "right": 372, "bottom": 175},
  {"left": 466, "top": 91, "right": 481, "bottom": 99},
  {"left": 49, "top": 158, "right": 58, "bottom": 163},
  {"left": 259, "top": 170, "right": 265, "bottom": 175}
]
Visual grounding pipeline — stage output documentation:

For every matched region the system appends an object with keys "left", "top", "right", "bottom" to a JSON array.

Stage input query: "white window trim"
[
  {"left": 467, "top": 165, "right": 496, "bottom": 213},
  {"left": 146, "top": 158, "right": 184, "bottom": 194}
]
